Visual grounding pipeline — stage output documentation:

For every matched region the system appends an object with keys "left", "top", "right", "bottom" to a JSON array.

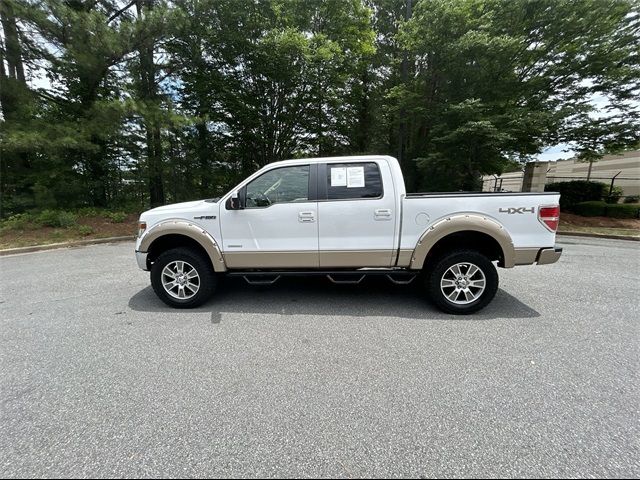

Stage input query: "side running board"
[
  {"left": 229, "top": 270, "right": 418, "bottom": 286},
  {"left": 242, "top": 275, "right": 281, "bottom": 285},
  {"left": 326, "top": 274, "right": 366, "bottom": 285}
]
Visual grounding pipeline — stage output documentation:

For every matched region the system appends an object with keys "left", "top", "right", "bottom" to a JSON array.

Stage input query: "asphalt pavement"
[{"left": 0, "top": 236, "right": 638, "bottom": 478}]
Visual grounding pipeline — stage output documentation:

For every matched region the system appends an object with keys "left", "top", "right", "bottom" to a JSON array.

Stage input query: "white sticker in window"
[
  {"left": 330, "top": 167, "right": 347, "bottom": 187},
  {"left": 347, "top": 166, "right": 365, "bottom": 188}
]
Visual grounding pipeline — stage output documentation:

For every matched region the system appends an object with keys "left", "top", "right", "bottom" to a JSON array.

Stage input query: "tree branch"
[{"left": 107, "top": 0, "right": 136, "bottom": 24}]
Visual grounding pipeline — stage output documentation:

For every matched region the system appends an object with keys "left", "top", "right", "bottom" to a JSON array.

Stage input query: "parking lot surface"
[{"left": 1, "top": 236, "right": 638, "bottom": 478}]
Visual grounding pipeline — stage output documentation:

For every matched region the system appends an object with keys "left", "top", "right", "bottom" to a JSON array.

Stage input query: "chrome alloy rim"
[
  {"left": 162, "top": 261, "right": 200, "bottom": 300},
  {"left": 440, "top": 262, "right": 486, "bottom": 305}
]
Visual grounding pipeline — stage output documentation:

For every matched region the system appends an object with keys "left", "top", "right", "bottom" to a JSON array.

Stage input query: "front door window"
[{"left": 245, "top": 165, "right": 310, "bottom": 208}]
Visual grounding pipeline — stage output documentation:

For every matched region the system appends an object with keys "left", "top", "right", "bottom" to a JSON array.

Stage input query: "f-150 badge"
[{"left": 499, "top": 207, "right": 535, "bottom": 214}]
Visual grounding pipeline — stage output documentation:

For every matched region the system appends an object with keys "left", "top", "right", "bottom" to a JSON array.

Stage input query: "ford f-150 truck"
[{"left": 135, "top": 155, "right": 562, "bottom": 314}]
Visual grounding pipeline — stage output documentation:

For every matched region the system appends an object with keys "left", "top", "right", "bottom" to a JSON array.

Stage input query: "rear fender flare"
[{"left": 410, "top": 214, "right": 515, "bottom": 269}]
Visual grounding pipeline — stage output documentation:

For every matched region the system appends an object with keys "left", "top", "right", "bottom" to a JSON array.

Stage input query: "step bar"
[{"left": 227, "top": 269, "right": 417, "bottom": 286}]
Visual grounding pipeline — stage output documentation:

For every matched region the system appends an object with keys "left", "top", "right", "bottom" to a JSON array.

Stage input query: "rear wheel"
[
  {"left": 425, "top": 249, "right": 498, "bottom": 314},
  {"left": 151, "top": 247, "right": 216, "bottom": 308}
]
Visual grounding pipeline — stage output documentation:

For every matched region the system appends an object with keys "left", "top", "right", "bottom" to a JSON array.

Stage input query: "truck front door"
[{"left": 219, "top": 164, "right": 319, "bottom": 269}]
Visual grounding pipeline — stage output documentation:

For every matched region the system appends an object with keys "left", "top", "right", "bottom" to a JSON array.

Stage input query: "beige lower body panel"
[
  {"left": 537, "top": 247, "right": 562, "bottom": 265},
  {"left": 513, "top": 247, "right": 563, "bottom": 266},
  {"left": 223, "top": 250, "right": 397, "bottom": 269},
  {"left": 319, "top": 250, "right": 393, "bottom": 268},
  {"left": 224, "top": 251, "right": 318, "bottom": 269},
  {"left": 223, "top": 247, "right": 559, "bottom": 270},
  {"left": 395, "top": 249, "right": 413, "bottom": 268},
  {"left": 514, "top": 248, "right": 540, "bottom": 265}
]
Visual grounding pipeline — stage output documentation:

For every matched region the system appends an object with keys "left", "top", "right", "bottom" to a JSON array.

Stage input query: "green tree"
[
  {"left": 1, "top": 0, "right": 138, "bottom": 209},
  {"left": 2, "top": 0, "right": 639, "bottom": 214},
  {"left": 132, "top": 0, "right": 171, "bottom": 207},
  {"left": 0, "top": 0, "right": 36, "bottom": 214},
  {"left": 397, "top": 0, "right": 640, "bottom": 191},
  {"left": 167, "top": 0, "right": 375, "bottom": 186}
]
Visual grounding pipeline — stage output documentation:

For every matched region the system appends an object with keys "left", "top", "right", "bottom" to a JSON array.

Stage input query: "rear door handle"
[
  {"left": 298, "top": 211, "right": 315, "bottom": 223},
  {"left": 374, "top": 208, "right": 392, "bottom": 220}
]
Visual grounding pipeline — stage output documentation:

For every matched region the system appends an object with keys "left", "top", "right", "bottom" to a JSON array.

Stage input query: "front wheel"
[
  {"left": 150, "top": 247, "right": 216, "bottom": 308},
  {"left": 425, "top": 250, "right": 498, "bottom": 315}
]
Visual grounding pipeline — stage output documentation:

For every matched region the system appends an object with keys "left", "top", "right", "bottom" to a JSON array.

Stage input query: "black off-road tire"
[
  {"left": 150, "top": 247, "right": 216, "bottom": 308},
  {"left": 425, "top": 249, "right": 499, "bottom": 315}
]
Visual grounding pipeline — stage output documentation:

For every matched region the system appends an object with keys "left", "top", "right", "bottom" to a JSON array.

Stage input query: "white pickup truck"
[{"left": 135, "top": 155, "right": 561, "bottom": 314}]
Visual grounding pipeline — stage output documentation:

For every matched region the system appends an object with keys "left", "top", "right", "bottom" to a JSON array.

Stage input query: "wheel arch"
[
  {"left": 139, "top": 220, "right": 226, "bottom": 272},
  {"left": 411, "top": 214, "right": 515, "bottom": 270}
]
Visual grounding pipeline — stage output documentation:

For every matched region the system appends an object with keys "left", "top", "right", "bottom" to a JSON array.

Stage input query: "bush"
[
  {"left": 545, "top": 181, "right": 607, "bottom": 210},
  {"left": 573, "top": 201, "right": 640, "bottom": 219},
  {"left": 623, "top": 195, "right": 640, "bottom": 204},
  {"left": 605, "top": 204, "right": 640, "bottom": 219},
  {"left": 0, "top": 213, "right": 36, "bottom": 231},
  {"left": 604, "top": 185, "right": 624, "bottom": 204},
  {"left": 106, "top": 211, "right": 127, "bottom": 223},
  {"left": 77, "top": 207, "right": 103, "bottom": 217},
  {"left": 75, "top": 225, "right": 94, "bottom": 236},
  {"left": 36, "top": 210, "right": 77, "bottom": 228},
  {"left": 574, "top": 201, "right": 607, "bottom": 217}
]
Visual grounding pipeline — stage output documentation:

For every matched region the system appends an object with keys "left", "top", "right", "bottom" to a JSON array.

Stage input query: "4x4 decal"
[{"left": 499, "top": 207, "right": 535, "bottom": 214}]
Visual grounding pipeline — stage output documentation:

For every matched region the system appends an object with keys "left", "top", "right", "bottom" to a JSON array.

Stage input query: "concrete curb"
[
  {"left": 558, "top": 231, "right": 639, "bottom": 242},
  {"left": 0, "top": 236, "right": 136, "bottom": 256}
]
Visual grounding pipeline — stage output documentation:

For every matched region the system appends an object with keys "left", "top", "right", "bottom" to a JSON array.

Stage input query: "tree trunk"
[
  {"left": 137, "top": 0, "right": 165, "bottom": 207},
  {"left": 0, "top": 0, "right": 26, "bottom": 121},
  {"left": 196, "top": 120, "right": 210, "bottom": 195},
  {"left": 355, "top": 67, "right": 371, "bottom": 153},
  {"left": 397, "top": 0, "right": 412, "bottom": 166},
  {"left": 87, "top": 137, "right": 109, "bottom": 207},
  {"left": 0, "top": 0, "right": 25, "bottom": 84},
  {"left": 148, "top": 123, "right": 164, "bottom": 206},
  {"left": 0, "top": 0, "right": 30, "bottom": 216}
]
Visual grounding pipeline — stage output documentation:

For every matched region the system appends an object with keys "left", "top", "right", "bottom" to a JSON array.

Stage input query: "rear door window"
[{"left": 325, "top": 162, "right": 383, "bottom": 200}]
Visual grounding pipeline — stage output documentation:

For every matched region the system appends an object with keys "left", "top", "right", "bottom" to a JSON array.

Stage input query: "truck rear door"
[{"left": 317, "top": 160, "right": 397, "bottom": 267}]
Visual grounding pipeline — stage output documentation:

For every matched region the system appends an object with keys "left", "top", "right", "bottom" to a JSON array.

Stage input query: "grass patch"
[
  {"left": 36, "top": 210, "right": 78, "bottom": 228},
  {"left": 558, "top": 225, "right": 640, "bottom": 238},
  {"left": 106, "top": 212, "right": 127, "bottom": 223},
  {"left": 75, "top": 225, "right": 95, "bottom": 236},
  {"left": 0, "top": 210, "right": 138, "bottom": 249}
]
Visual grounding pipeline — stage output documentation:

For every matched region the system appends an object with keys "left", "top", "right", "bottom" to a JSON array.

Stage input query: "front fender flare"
[
  {"left": 410, "top": 214, "right": 515, "bottom": 269},
  {"left": 138, "top": 220, "right": 227, "bottom": 272}
]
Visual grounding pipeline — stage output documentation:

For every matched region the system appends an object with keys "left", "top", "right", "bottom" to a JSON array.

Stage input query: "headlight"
[{"left": 137, "top": 221, "right": 147, "bottom": 238}]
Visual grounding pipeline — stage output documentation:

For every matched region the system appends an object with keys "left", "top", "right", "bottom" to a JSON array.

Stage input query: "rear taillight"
[{"left": 538, "top": 205, "right": 560, "bottom": 232}]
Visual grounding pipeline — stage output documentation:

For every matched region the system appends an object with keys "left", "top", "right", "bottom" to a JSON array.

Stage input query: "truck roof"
[{"left": 268, "top": 155, "right": 398, "bottom": 168}]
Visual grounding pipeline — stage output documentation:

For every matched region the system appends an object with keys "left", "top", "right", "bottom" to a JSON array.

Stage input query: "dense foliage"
[
  {"left": 1, "top": 0, "right": 639, "bottom": 215},
  {"left": 545, "top": 180, "right": 624, "bottom": 210},
  {"left": 574, "top": 201, "right": 640, "bottom": 218}
]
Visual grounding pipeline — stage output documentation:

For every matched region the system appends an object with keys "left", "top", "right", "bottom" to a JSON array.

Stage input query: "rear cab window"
[{"left": 323, "top": 162, "right": 383, "bottom": 200}]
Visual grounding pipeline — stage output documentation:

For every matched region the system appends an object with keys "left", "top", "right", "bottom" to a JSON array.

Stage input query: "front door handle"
[
  {"left": 298, "top": 211, "right": 315, "bottom": 223},
  {"left": 374, "top": 208, "right": 392, "bottom": 220}
]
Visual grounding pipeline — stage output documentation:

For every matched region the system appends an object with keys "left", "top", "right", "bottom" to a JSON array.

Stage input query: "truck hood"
[
  {"left": 140, "top": 199, "right": 219, "bottom": 225},
  {"left": 145, "top": 200, "right": 206, "bottom": 215}
]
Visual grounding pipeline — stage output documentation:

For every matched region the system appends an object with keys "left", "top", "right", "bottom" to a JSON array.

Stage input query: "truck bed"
[
  {"left": 399, "top": 190, "right": 561, "bottom": 252},
  {"left": 406, "top": 191, "right": 557, "bottom": 198}
]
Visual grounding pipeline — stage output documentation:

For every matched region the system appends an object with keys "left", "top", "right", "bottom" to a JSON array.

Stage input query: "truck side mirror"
[{"left": 227, "top": 190, "right": 244, "bottom": 210}]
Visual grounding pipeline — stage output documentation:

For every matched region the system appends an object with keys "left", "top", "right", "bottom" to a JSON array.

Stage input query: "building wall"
[
  {"left": 481, "top": 171, "right": 524, "bottom": 192},
  {"left": 482, "top": 149, "right": 640, "bottom": 197}
]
